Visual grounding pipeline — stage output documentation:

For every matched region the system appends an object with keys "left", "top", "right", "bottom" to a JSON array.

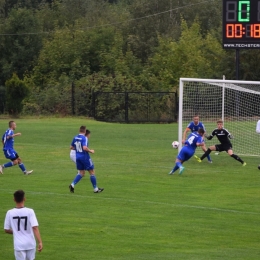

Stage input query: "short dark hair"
[
  {"left": 217, "top": 120, "right": 223, "bottom": 124},
  {"left": 85, "top": 129, "right": 91, "bottom": 136},
  {"left": 198, "top": 128, "right": 205, "bottom": 135},
  {"left": 9, "top": 121, "right": 14, "bottom": 127},
  {"left": 14, "top": 190, "right": 25, "bottom": 203},
  {"left": 79, "top": 126, "right": 86, "bottom": 133}
]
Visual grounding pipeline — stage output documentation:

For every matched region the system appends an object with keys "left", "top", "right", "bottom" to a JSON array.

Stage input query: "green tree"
[
  {"left": 32, "top": 26, "right": 91, "bottom": 86},
  {"left": 0, "top": 8, "right": 43, "bottom": 86},
  {"left": 5, "top": 74, "right": 29, "bottom": 115},
  {"left": 146, "top": 19, "right": 225, "bottom": 90}
]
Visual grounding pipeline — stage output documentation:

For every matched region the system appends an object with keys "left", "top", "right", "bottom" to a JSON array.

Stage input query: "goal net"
[{"left": 179, "top": 78, "right": 260, "bottom": 156}]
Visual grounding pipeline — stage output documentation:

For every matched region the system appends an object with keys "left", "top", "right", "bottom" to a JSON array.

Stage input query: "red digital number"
[
  {"left": 234, "top": 24, "right": 242, "bottom": 38},
  {"left": 226, "top": 24, "right": 243, "bottom": 38},
  {"left": 226, "top": 24, "right": 234, "bottom": 38},
  {"left": 253, "top": 24, "right": 260, "bottom": 38}
]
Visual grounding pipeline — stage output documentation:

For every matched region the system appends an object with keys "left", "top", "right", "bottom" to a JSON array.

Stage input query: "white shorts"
[
  {"left": 70, "top": 150, "right": 76, "bottom": 164},
  {"left": 15, "top": 249, "right": 36, "bottom": 260}
]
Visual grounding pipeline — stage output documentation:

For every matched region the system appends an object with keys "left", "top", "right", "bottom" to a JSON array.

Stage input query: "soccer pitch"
[{"left": 0, "top": 118, "right": 260, "bottom": 260}]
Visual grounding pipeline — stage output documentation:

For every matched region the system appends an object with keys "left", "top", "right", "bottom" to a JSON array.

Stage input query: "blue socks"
[
  {"left": 18, "top": 163, "right": 26, "bottom": 172},
  {"left": 71, "top": 174, "right": 98, "bottom": 189},
  {"left": 3, "top": 162, "right": 13, "bottom": 168},
  {"left": 90, "top": 175, "right": 97, "bottom": 189},
  {"left": 72, "top": 174, "right": 83, "bottom": 186},
  {"left": 171, "top": 162, "right": 183, "bottom": 174},
  {"left": 176, "top": 162, "right": 182, "bottom": 168},
  {"left": 207, "top": 155, "right": 211, "bottom": 162}
]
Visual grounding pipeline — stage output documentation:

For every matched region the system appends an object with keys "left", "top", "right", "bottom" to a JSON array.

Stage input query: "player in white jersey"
[
  {"left": 4, "top": 190, "right": 43, "bottom": 260},
  {"left": 256, "top": 119, "right": 260, "bottom": 134}
]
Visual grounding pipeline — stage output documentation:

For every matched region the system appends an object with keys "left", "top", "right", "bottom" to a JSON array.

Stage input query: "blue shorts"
[
  {"left": 76, "top": 157, "right": 94, "bottom": 171},
  {"left": 177, "top": 146, "right": 195, "bottom": 162},
  {"left": 4, "top": 149, "right": 19, "bottom": 161}
]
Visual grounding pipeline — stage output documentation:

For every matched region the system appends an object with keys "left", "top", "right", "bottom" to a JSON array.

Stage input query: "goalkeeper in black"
[{"left": 194, "top": 120, "right": 246, "bottom": 166}]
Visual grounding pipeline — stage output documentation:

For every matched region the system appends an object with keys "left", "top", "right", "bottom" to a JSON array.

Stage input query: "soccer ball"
[
  {"left": 172, "top": 141, "right": 179, "bottom": 149},
  {"left": 258, "top": 165, "right": 260, "bottom": 170}
]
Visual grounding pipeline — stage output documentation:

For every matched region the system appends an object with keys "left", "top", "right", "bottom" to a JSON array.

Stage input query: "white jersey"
[
  {"left": 4, "top": 207, "right": 39, "bottom": 251},
  {"left": 256, "top": 120, "right": 260, "bottom": 134},
  {"left": 70, "top": 149, "right": 76, "bottom": 163}
]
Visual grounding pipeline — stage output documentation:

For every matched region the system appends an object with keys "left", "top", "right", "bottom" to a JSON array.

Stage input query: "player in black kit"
[{"left": 194, "top": 120, "right": 246, "bottom": 166}]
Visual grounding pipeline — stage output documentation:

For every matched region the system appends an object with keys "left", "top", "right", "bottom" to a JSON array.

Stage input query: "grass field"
[{"left": 0, "top": 118, "right": 260, "bottom": 260}]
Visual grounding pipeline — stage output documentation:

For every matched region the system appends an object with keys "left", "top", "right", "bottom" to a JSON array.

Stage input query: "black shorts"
[{"left": 215, "top": 144, "right": 232, "bottom": 152}]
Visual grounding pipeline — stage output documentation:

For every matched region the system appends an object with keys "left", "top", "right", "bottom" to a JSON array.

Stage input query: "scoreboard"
[{"left": 223, "top": 0, "right": 260, "bottom": 48}]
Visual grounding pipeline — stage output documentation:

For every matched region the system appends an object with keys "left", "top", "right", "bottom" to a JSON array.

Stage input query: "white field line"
[{"left": 0, "top": 189, "right": 258, "bottom": 216}]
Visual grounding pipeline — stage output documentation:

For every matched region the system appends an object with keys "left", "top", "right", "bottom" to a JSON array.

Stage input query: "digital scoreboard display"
[{"left": 223, "top": 0, "right": 260, "bottom": 48}]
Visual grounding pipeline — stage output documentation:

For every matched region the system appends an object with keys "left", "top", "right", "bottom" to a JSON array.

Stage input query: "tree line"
[{"left": 0, "top": 0, "right": 259, "bottom": 115}]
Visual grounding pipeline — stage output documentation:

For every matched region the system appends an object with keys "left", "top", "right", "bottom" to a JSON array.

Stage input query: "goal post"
[{"left": 178, "top": 78, "right": 260, "bottom": 156}]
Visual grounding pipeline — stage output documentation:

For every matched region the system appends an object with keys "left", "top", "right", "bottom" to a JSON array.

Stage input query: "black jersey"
[{"left": 208, "top": 128, "right": 232, "bottom": 145}]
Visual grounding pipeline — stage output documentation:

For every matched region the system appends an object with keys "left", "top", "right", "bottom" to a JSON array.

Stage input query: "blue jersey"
[
  {"left": 184, "top": 132, "right": 204, "bottom": 152},
  {"left": 2, "top": 129, "right": 14, "bottom": 151},
  {"left": 71, "top": 134, "right": 88, "bottom": 160},
  {"left": 177, "top": 132, "right": 203, "bottom": 162},
  {"left": 187, "top": 121, "right": 206, "bottom": 132}
]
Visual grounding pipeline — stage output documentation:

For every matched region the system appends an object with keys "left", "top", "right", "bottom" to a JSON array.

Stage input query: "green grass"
[{"left": 0, "top": 118, "right": 260, "bottom": 260}]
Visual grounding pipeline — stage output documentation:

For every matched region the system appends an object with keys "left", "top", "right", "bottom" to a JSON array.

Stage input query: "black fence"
[
  {"left": 0, "top": 86, "right": 178, "bottom": 123},
  {"left": 91, "top": 91, "right": 178, "bottom": 123}
]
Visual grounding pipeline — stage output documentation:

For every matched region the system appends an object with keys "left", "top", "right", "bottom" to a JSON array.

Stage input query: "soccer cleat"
[
  {"left": 69, "top": 184, "right": 74, "bottom": 193},
  {"left": 24, "top": 170, "right": 33, "bottom": 175},
  {"left": 194, "top": 155, "right": 201, "bottom": 162},
  {"left": 169, "top": 169, "right": 174, "bottom": 175},
  {"left": 0, "top": 165, "right": 3, "bottom": 174},
  {"left": 242, "top": 162, "right": 246, "bottom": 166},
  {"left": 179, "top": 167, "right": 185, "bottom": 174},
  {"left": 94, "top": 187, "right": 104, "bottom": 193},
  {"left": 208, "top": 160, "right": 213, "bottom": 163}
]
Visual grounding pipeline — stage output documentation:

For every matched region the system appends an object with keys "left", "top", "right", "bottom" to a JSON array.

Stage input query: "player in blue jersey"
[
  {"left": 169, "top": 128, "right": 205, "bottom": 175},
  {"left": 0, "top": 121, "right": 33, "bottom": 175},
  {"left": 69, "top": 126, "right": 104, "bottom": 193},
  {"left": 182, "top": 115, "right": 212, "bottom": 163}
]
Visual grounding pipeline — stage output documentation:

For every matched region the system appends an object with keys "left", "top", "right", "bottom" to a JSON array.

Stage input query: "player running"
[
  {"left": 183, "top": 115, "right": 212, "bottom": 163},
  {"left": 194, "top": 120, "right": 246, "bottom": 166},
  {"left": 169, "top": 128, "right": 205, "bottom": 175},
  {"left": 69, "top": 126, "right": 104, "bottom": 193},
  {"left": 0, "top": 121, "right": 33, "bottom": 175}
]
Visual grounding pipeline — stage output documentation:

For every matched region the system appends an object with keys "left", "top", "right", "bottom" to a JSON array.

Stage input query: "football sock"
[
  {"left": 200, "top": 149, "right": 212, "bottom": 160},
  {"left": 18, "top": 163, "right": 26, "bottom": 172},
  {"left": 90, "top": 175, "right": 97, "bottom": 189},
  {"left": 72, "top": 174, "right": 82, "bottom": 186},
  {"left": 3, "top": 162, "right": 13, "bottom": 168},
  {"left": 171, "top": 165, "right": 179, "bottom": 173},
  {"left": 206, "top": 155, "right": 211, "bottom": 161},
  {"left": 176, "top": 162, "right": 182, "bottom": 168},
  {"left": 231, "top": 154, "right": 244, "bottom": 164}
]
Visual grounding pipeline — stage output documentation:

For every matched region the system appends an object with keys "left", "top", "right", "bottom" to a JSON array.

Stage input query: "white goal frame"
[{"left": 178, "top": 78, "right": 260, "bottom": 156}]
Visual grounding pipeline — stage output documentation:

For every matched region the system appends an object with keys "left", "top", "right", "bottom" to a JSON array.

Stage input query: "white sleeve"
[
  {"left": 4, "top": 211, "right": 11, "bottom": 230},
  {"left": 256, "top": 121, "right": 260, "bottom": 134},
  {"left": 30, "top": 209, "right": 39, "bottom": 227}
]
